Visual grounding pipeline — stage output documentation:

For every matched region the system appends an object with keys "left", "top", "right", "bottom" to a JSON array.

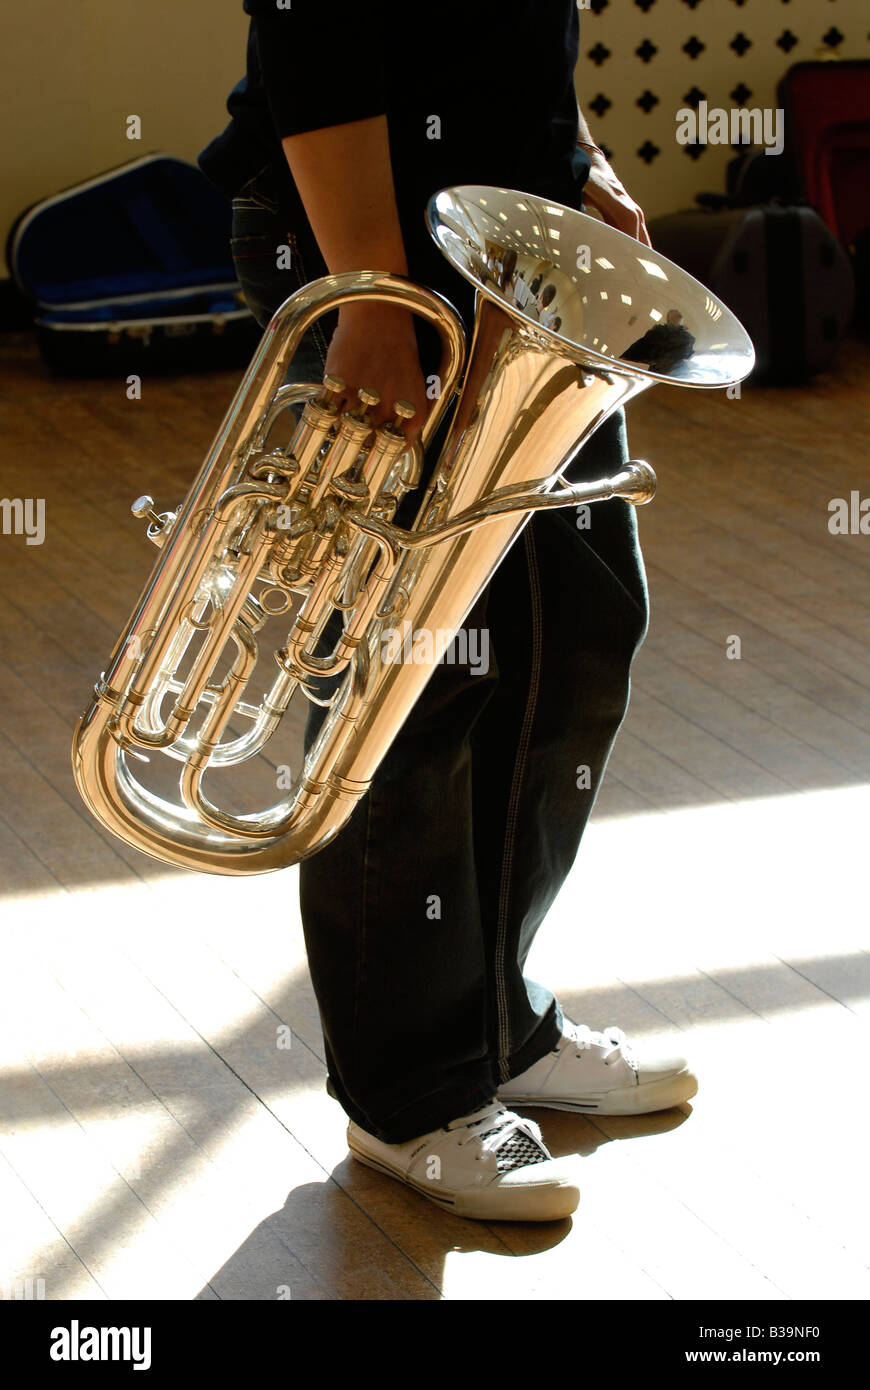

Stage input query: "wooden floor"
[{"left": 1, "top": 330, "right": 869, "bottom": 1301}]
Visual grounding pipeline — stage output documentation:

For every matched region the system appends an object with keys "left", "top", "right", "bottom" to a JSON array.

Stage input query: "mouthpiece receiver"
[{"left": 620, "top": 460, "right": 657, "bottom": 506}]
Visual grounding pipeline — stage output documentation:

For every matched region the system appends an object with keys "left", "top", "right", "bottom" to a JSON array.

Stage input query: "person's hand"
[
  {"left": 324, "top": 301, "right": 430, "bottom": 442},
  {"left": 582, "top": 150, "right": 652, "bottom": 247}
]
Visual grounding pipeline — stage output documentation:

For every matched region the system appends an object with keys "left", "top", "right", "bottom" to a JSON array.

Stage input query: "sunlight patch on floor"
[
  {"left": 1, "top": 783, "right": 867, "bottom": 1298},
  {"left": 531, "top": 781, "right": 870, "bottom": 1012}
]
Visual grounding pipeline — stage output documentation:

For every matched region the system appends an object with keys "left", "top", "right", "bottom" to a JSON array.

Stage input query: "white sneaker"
[
  {"left": 347, "top": 1100, "right": 580, "bottom": 1222},
  {"left": 498, "top": 1020, "right": 698, "bottom": 1115}
]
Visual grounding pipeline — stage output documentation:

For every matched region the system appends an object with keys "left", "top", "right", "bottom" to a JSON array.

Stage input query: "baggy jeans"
[{"left": 230, "top": 168, "right": 649, "bottom": 1142}]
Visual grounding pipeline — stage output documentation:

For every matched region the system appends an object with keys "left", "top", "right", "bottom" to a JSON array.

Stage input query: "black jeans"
[{"left": 231, "top": 169, "right": 650, "bottom": 1143}]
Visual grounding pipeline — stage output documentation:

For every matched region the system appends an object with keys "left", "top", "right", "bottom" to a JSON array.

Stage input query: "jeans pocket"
[
  {"left": 230, "top": 227, "right": 293, "bottom": 267},
  {"left": 230, "top": 224, "right": 301, "bottom": 329},
  {"left": 230, "top": 202, "right": 331, "bottom": 362},
  {"left": 231, "top": 165, "right": 279, "bottom": 214}
]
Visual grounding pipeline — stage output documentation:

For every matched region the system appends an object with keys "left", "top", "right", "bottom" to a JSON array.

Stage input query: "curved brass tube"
[{"left": 72, "top": 191, "right": 755, "bottom": 875}]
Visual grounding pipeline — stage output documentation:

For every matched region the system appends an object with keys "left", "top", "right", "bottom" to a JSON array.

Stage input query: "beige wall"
[
  {"left": 1, "top": 0, "right": 248, "bottom": 255},
  {"left": 2, "top": 0, "right": 869, "bottom": 272}
]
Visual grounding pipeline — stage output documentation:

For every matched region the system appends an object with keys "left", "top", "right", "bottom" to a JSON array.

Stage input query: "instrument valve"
[
  {"left": 319, "top": 374, "right": 345, "bottom": 409},
  {"left": 348, "top": 386, "right": 380, "bottom": 427},
  {"left": 131, "top": 495, "right": 177, "bottom": 546},
  {"left": 386, "top": 399, "right": 416, "bottom": 435}
]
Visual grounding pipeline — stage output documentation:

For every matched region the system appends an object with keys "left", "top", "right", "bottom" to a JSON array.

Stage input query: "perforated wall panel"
[{"left": 576, "top": 0, "right": 870, "bottom": 217}]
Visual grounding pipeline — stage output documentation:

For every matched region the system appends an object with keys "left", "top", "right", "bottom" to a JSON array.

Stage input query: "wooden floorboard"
[{"left": 1, "top": 330, "right": 868, "bottom": 1299}]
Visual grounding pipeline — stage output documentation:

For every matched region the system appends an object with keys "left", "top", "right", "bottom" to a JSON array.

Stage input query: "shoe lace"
[
  {"left": 563, "top": 1020, "right": 636, "bottom": 1069},
  {"left": 446, "top": 1101, "right": 550, "bottom": 1173}
]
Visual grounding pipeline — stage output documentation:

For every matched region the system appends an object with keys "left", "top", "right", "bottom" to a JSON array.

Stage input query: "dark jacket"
[{"left": 198, "top": 0, "right": 591, "bottom": 316}]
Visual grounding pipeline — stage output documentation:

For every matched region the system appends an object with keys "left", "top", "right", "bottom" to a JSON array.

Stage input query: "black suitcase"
[
  {"left": 648, "top": 203, "right": 855, "bottom": 384},
  {"left": 5, "top": 153, "right": 260, "bottom": 375}
]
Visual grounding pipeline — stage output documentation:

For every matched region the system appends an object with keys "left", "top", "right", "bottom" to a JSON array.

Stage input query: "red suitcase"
[{"left": 779, "top": 60, "right": 870, "bottom": 251}]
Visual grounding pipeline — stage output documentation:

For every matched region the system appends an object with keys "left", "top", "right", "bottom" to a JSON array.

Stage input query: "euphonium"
[{"left": 72, "top": 185, "right": 755, "bottom": 874}]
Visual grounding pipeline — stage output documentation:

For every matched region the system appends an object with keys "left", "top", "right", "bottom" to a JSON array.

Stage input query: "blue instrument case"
[{"left": 6, "top": 153, "right": 260, "bottom": 375}]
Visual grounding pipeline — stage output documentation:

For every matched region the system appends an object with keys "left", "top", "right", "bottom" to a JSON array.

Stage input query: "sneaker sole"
[
  {"left": 347, "top": 1138, "right": 580, "bottom": 1222},
  {"left": 500, "top": 1067, "right": 698, "bottom": 1116}
]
